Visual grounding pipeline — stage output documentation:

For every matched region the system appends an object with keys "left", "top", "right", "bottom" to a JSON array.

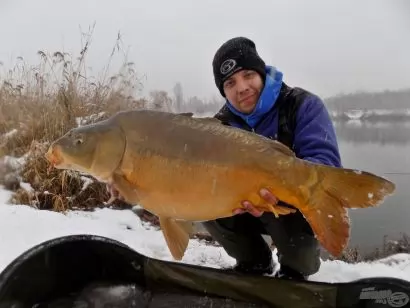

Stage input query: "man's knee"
[
  {"left": 202, "top": 214, "right": 262, "bottom": 235},
  {"left": 202, "top": 217, "right": 236, "bottom": 236},
  {"left": 201, "top": 217, "right": 273, "bottom": 265},
  {"left": 278, "top": 235, "right": 321, "bottom": 275}
]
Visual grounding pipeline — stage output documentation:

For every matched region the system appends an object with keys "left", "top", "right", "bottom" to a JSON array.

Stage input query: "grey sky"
[{"left": 0, "top": 0, "right": 409, "bottom": 101}]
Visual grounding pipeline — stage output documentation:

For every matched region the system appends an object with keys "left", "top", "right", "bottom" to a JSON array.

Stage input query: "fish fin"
[
  {"left": 298, "top": 187, "right": 350, "bottom": 257},
  {"left": 104, "top": 195, "right": 117, "bottom": 205},
  {"left": 111, "top": 173, "right": 141, "bottom": 204},
  {"left": 177, "top": 112, "right": 194, "bottom": 117},
  {"left": 298, "top": 165, "right": 396, "bottom": 257},
  {"left": 175, "top": 219, "right": 195, "bottom": 234},
  {"left": 267, "top": 140, "right": 295, "bottom": 156},
  {"left": 200, "top": 117, "right": 222, "bottom": 124},
  {"left": 315, "top": 164, "right": 396, "bottom": 208},
  {"left": 159, "top": 216, "right": 191, "bottom": 260},
  {"left": 174, "top": 112, "right": 222, "bottom": 124},
  {"left": 256, "top": 202, "right": 297, "bottom": 218},
  {"left": 256, "top": 139, "right": 295, "bottom": 157}
]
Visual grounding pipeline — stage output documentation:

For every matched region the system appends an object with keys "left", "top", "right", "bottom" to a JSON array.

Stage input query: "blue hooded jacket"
[{"left": 218, "top": 66, "right": 342, "bottom": 168}]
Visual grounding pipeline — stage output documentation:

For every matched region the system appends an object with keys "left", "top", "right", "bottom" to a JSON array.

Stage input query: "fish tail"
[
  {"left": 299, "top": 186, "right": 351, "bottom": 257},
  {"left": 316, "top": 164, "right": 396, "bottom": 209},
  {"left": 299, "top": 164, "right": 396, "bottom": 256}
]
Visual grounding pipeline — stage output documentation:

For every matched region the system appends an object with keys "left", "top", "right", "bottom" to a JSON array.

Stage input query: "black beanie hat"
[{"left": 212, "top": 37, "right": 266, "bottom": 97}]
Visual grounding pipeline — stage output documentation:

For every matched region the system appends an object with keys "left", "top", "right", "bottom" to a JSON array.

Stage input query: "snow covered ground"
[{"left": 1, "top": 185, "right": 410, "bottom": 284}]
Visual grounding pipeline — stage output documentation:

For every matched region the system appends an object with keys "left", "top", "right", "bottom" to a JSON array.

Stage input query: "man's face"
[{"left": 222, "top": 69, "right": 264, "bottom": 114}]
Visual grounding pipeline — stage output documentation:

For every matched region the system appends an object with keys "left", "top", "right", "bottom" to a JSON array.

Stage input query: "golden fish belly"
[{"left": 121, "top": 153, "right": 303, "bottom": 221}]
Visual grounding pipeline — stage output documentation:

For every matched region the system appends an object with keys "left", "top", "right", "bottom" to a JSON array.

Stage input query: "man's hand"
[{"left": 233, "top": 188, "right": 279, "bottom": 217}]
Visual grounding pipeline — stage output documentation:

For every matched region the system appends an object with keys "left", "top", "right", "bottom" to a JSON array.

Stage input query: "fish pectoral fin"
[
  {"left": 159, "top": 216, "right": 191, "bottom": 261},
  {"left": 111, "top": 172, "right": 141, "bottom": 204},
  {"left": 299, "top": 187, "right": 350, "bottom": 258},
  {"left": 256, "top": 202, "right": 297, "bottom": 218}
]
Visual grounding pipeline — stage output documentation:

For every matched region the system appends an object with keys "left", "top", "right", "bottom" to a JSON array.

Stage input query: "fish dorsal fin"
[
  {"left": 177, "top": 112, "right": 222, "bottom": 124},
  {"left": 266, "top": 139, "right": 295, "bottom": 157},
  {"left": 177, "top": 112, "right": 194, "bottom": 117},
  {"left": 200, "top": 117, "right": 223, "bottom": 124},
  {"left": 174, "top": 113, "right": 223, "bottom": 127}
]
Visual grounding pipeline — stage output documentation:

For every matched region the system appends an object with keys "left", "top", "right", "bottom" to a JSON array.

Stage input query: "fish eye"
[
  {"left": 75, "top": 138, "right": 83, "bottom": 145},
  {"left": 72, "top": 133, "right": 84, "bottom": 146}
]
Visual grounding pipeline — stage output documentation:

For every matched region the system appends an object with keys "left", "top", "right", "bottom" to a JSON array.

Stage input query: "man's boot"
[
  {"left": 274, "top": 265, "right": 308, "bottom": 280},
  {"left": 232, "top": 257, "right": 274, "bottom": 276}
]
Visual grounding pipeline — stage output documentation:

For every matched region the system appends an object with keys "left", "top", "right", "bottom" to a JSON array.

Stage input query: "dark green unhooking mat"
[{"left": 0, "top": 234, "right": 409, "bottom": 307}]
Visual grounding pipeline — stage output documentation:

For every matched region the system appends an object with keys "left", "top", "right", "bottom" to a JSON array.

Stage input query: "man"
[{"left": 202, "top": 36, "right": 342, "bottom": 280}]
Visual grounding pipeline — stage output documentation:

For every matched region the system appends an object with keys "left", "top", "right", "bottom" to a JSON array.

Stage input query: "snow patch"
[{"left": 0, "top": 186, "right": 410, "bottom": 283}]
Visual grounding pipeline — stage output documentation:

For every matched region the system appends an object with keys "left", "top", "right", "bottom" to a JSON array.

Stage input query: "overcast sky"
[{"left": 0, "top": 0, "right": 409, "bottom": 100}]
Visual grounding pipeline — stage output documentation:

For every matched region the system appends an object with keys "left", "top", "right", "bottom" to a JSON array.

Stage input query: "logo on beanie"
[{"left": 220, "top": 59, "right": 237, "bottom": 75}]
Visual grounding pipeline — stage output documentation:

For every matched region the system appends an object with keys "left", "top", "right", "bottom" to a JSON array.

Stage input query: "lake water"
[{"left": 334, "top": 120, "right": 410, "bottom": 254}]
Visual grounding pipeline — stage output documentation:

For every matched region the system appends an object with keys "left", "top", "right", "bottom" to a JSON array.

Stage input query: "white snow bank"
[{"left": 0, "top": 186, "right": 410, "bottom": 283}]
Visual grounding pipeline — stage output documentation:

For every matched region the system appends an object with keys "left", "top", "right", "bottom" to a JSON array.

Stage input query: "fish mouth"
[{"left": 44, "top": 145, "right": 64, "bottom": 167}]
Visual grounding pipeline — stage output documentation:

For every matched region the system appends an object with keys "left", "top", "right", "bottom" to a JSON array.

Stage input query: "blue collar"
[{"left": 226, "top": 66, "right": 283, "bottom": 128}]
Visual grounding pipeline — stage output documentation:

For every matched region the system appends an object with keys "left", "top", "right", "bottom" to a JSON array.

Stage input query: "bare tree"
[
  {"left": 149, "top": 90, "right": 173, "bottom": 111},
  {"left": 173, "top": 82, "right": 184, "bottom": 112}
]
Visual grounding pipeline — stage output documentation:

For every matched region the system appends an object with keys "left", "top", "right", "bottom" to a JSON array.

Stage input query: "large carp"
[{"left": 45, "top": 109, "right": 395, "bottom": 261}]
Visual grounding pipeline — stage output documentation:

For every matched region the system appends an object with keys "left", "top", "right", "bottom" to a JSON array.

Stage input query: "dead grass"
[
  {"left": 326, "top": 233, "right": 410, "bottom": 263},
  {"left": 0, "top": 25, "right": 145, "bottom": 211}
]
